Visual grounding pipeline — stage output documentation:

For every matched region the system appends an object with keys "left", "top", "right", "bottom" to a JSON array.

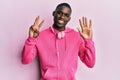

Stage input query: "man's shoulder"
[
  {"left": 66, "top": 27, "right": 79, "bottom": 34},
  {"left": 66, "top": 27, "right": 81, "bottom": 38},
  {"left": 40, "top": 26, "right": 79, "bottom": 34},
  {"left": 40, "top": 27, "right": 51, "bottom": 33}
]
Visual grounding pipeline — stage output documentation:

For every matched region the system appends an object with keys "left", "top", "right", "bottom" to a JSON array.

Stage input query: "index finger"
[
  {"left": 79, "top": 19, "right": 83, "bottom": 30},
  {"left": 34, "top": 16, "right": 39, "bottom": 25}
]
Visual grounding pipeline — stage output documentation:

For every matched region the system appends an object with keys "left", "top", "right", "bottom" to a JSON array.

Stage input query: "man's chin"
[{"left": 56, "top": 23, "right": 65, "bottom": 28}]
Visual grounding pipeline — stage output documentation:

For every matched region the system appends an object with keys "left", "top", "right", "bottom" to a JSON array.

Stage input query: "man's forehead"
[{"left": 56, "top": 6, "right": 71, "bottom": 13}]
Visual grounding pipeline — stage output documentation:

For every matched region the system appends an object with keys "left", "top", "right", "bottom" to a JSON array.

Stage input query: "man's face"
[{"left": 53, "top": 6, "right": 71, "bottom": 29}]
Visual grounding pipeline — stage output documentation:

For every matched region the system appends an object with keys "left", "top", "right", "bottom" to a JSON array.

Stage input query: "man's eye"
[
  {"left": 56, "top": 11, "right": 70, "bottom": 17},
  {"left": 57, "top": 11, "right": 62, "bottom": 14},
  {"left": 65, "top": 14, "right": 70, "bottom": 17}
]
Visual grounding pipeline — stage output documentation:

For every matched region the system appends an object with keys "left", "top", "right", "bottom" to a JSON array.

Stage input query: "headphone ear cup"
[
  {"left": 57, "top": 31, "right": 65, "bottom": 39},
  {"left": 61, "top": 31, "right": 65, "bottom": 38},
  {"left": 51, "top": 27, "right": 65, "bottom": 39},
  {"left": 57, "top": 32, "right": 62, "bottom": 39}
]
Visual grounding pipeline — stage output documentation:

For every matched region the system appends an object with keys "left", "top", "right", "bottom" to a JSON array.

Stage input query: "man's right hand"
[{"left": 29, "top": 16, "right": 44, "bottom": 38}]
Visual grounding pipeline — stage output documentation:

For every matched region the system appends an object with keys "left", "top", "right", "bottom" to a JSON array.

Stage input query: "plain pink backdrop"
[{"left": 0, "top": 0, "right": 120, "bottom": 80}]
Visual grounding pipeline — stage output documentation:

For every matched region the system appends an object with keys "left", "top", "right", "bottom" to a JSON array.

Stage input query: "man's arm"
[
  {"left": 78, "top": 38, "right": 95, "bottom": 68},
  {"left": 22, "top": 16, "right": 44, "bottom": 64},
  {"left": 77, "top": 17, "right": 95, "bottom": 68},
  {"left": 22, "top": 37, "right": 37, "bottom": 64}
]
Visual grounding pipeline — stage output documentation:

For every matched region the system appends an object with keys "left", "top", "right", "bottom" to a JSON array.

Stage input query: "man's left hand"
[{"left": 77, "top": 17, "right": 93, "bottom": 39}]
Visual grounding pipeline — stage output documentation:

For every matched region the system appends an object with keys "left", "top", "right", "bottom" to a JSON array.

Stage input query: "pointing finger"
[
  {"left": 34, "top": 16, "right": 39, "bottom": 25},
  {"left": 79, "top": 19, "right": 83, "bottom": 30}
]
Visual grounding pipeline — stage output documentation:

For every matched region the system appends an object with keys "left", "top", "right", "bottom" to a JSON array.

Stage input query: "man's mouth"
[{"left": 58, "top": 19, "right": 64, "bottom": 24}]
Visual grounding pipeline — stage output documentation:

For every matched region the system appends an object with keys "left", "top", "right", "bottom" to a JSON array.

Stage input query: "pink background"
[{"left": 0, "top": 0, "right": 120, "bottom": 80}]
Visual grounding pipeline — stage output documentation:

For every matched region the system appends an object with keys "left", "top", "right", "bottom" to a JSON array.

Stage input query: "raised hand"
[
  {"left": 77, "top": 17, "right": 93, "bottom": 39},
  {"left": 29, "top": 16, "right": 44, "bottom": 38}
]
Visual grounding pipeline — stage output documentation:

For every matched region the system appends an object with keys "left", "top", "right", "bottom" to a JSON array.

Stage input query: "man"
[{"left": 22, "top": 3, "right": 95, "bottom": 80}]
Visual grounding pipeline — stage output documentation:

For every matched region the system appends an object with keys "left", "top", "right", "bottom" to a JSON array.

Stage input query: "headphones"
[
  {"left": 57, "top": 31, "right": 65, "bottom": 39},
  {"left": 51, "top": 27, "right": 65, "bottom": 39}
]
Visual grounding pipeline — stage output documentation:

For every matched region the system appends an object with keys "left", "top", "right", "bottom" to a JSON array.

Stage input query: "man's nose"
[{"left": 60, "top": 13, "right": 65, "bottom": 19}]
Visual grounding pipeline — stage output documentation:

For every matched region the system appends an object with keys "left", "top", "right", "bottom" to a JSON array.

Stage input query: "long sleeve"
[
  {"left": 22, "top": 37, "right": 37, "bottom": 64},
  {"left": 78, "top": 38, "right": 96, "bottom": 68}
]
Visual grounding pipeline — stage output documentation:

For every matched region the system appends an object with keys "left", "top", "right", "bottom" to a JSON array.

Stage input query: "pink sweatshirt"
[{"left": 22, "top": 26, "right": 95, "bottom": 80}]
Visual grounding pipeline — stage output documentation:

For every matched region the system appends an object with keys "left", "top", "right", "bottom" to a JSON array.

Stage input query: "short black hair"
[{"left": 55, "top": 3, "right": 72, "bottom": 12}]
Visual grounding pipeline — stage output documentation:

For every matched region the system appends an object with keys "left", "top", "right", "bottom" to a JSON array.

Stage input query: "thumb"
[
  {"left": 77, "top": 27, "right": 80, "bottom": 32},
  {"left": 77, "top": 27, "right": 83, "bottom": 35}
]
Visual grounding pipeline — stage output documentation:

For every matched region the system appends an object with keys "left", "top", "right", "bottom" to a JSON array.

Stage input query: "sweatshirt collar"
[{"left": 49, "top": 25, "right": 73, "bottom": 34}]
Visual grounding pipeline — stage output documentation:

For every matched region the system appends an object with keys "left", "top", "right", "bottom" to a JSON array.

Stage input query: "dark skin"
[
  {"left": 29, "top": 6, "right": 93, "bottom": 39},
  {"left": 52, "top": 6, "right": 71, "bottom": 31}
]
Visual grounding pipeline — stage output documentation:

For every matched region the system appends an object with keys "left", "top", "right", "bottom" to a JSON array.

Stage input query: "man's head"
[{"left": 53, "top": 3, "right": 72, "bottom": 31}]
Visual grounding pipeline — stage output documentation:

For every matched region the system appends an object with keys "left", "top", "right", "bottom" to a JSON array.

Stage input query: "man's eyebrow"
[{"left": 57, "top": 10, "right": 70, "bottom": 13}]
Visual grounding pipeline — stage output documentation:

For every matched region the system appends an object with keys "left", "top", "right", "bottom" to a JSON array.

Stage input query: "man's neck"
[{"left": 53, "top": 24, "right": 65, "bottom": 31}]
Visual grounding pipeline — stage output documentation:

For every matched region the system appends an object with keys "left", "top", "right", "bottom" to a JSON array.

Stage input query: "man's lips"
[{"left": 57, "top": 19, "right": 64, "bottom": 24}]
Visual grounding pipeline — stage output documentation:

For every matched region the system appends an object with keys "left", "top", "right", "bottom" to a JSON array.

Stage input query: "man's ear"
[{"left": 52, "top": 11, "right": 55, "bottom": 16}]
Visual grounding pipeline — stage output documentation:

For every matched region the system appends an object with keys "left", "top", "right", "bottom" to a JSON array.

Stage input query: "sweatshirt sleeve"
[
  {"left": 22, "top": 37, "right": 38, "bottom": 64},
  {"left": 78, "top": 38, "right": 96, "bottom": 68}
]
